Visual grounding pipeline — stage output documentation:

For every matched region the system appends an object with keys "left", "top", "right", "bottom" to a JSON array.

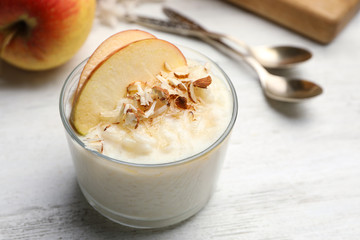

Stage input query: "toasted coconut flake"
[
  {"left": 100, "top": 100, "right": 129, "bottom": 122},
  {"left": 124, "top": 109, "right": 139, "bottom": 129},
  {"left": 123, "top": 103, "right": 137, "bottom": 114},
  {"left": 152, "top": 86, "right": 169, "bottom": 101},
  {"left": 175, "top": 96, "right": 188, "bottom": 109},
  {"left": 135, "top": 81, "right": 144, "bottom": 91},
  {"left": 85, "top": 138, "right": 103, "bottom": 152},
  {"left": 103, "top": 124, "right": 111, "bottom": 131},
  {"left": 189, "top": 111, "right": 196, "bottom": 121},
  {"left": 188, "top": 82, "right": 197, "bottom": 102},
  {"left": 144, "top": 102, "right": 157, "bottom": 118},
  {"left": 127, "top": 82, "right": 138, "bottom": 94},
  {"left": 193, "top": 76, "right": 212, "bottom": 88},
  {"left": 144, "top": 88, "right": 154, "bottom": 105},
  {"left": 86, "top": 138, "right": 102, "bottom": 143},
  {"left": 144, "top": 101, "right": 157, "bottom": 118},
  {"left": 154, "top": 104, "right": 168, "bottom": 116},
  {"left": 156, "top": 75, "right": 167, "bottom": 83},
  {"left": 133, "top": 82, "right": 152, "bottom": 106},
  {"left": 168, "top": 77, "right": 182, "bottom": 88},
  {"left": 136, "top": 108, "right": 145, "bottom": 116}
]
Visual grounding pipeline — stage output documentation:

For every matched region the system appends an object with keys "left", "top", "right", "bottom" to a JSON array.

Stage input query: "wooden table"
[{"left": 1, "top": 0, "right": 360, "bottom": 239}]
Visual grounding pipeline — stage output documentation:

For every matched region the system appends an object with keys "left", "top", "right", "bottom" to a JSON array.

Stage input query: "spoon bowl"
[
  {"left": 250, "top": 46, "right": 312, "bottom": 69},
  {"left": 239, "top": 53, "right": 322, "bottom": 102},
  {"left": 262, "top": 74, "right": 323, "bottom": 102},
  {"left": 197, "top": 33, "right": 323, "bottom": 102}
]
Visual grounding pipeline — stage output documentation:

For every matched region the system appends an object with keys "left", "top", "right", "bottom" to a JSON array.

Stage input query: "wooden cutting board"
[{"left": 225, "top": 0, "right": 360, "bottom": 44}]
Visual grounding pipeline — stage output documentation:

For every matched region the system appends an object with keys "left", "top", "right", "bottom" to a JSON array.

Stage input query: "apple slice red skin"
[{"left": 75, "top": 29, "right": 156, "bottom": 97}]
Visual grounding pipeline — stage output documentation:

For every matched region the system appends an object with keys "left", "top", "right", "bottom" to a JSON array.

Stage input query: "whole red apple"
[{"left": 0, "top": 0, "right": 96, "bottom": 71}]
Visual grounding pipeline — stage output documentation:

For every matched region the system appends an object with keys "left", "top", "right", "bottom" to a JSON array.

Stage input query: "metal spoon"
[
  {"left": 127, "top": 15, "right": 323, "bottom": 102},
  {"left": 202, "top": 35, "right": 323, "bottom": 102},
  {"left": 163, "top": 7, "right": 312, "bottom": 69}
]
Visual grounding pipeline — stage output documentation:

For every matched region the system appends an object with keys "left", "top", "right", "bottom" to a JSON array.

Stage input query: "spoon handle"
[
  {"left": 162, "top": 7, "right": 252, "bottom": 54},
  {"left": 126, "top": 14, "right": 252, "bottom": 55},
  {"left": 200, "top": 36, "right": 269, "bottom": 81},
  {"left": 159, "top": 10, "right": 268, "bottom": 77},
  {"left": 126, "top": 14, "right": 269, "bottom": 81}
]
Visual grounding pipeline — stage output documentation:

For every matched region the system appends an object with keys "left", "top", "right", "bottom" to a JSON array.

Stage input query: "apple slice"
[
  {"left": 75, "top": 30, "right": 156, "bottom": 97},
  {"left": 71, "top": 38, "right": 187, "bottom": 135}
]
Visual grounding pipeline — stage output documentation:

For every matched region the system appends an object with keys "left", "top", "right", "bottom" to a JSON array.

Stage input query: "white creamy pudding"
[{"left": 81, "top": 60, "right": 233, "bottom": 164}]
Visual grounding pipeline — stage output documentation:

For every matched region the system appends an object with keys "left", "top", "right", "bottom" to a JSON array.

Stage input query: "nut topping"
[
  {"left": 188, "top": 82, "right": 197, "bottom": 103},
  {"left": 175, "top": 96, "right": 188, "bottom": 109},
  {"left": 168, "top": 78, "right": 182, "bottom": 88},
  {"left": 99, "top": 62, "right": 213, "bottom": 129},
  {"left": 124, "top": 109, "right": 140, "bottom": 129},
  {"left": 152, "top": 86, "right": 169, "bottom": 101},
  {"left": 193, "top": 76, "right": 212, "bottom": 88},
  {"left": 174, "top": 71, "right": 189, "bottom": 79},
  {"left": 177, "top": 83, "right": 187, "bottom": 91},
  {"left": 144, "top": 101, "right": 157, "bottom": 118}
]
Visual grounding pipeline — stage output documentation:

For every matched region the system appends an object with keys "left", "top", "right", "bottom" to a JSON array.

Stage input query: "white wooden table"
[{"left": 1, "top": 0, "right": 360, "bottom": 239}]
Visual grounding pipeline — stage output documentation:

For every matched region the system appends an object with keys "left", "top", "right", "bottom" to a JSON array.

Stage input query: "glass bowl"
[{"left": 59, "top": 45, "right": 238, "bottom": 229}]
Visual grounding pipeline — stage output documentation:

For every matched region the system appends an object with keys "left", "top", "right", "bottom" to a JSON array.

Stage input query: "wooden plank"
[{"left": 225, "top": 0, "right": 360, "bottom": 44}]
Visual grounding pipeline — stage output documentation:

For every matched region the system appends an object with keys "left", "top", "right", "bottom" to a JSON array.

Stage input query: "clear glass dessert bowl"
[{"left": 59, "top": 45, "right": 238, "bottom": 229}]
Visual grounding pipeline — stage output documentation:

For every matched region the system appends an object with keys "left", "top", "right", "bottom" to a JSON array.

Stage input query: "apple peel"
[{"left": 75, "top": 29, "right": 156, "bottom": 97}]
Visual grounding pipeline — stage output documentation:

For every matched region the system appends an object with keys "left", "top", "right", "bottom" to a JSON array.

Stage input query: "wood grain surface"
[{"left": 225, "top": 0, "right": 360, "bottom": 44}]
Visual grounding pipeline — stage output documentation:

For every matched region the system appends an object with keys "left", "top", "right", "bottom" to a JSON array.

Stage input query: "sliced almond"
[
  {"left": 124, "top": 109, "right": 140, "bottom": 129},
  {"left": 174, "top": 71, "right": 189, "bottom": 79},
  {"left": 169, "top": 94, "right": 179, "bottom": 101},
  {"left": 188, "top": 82, "right": 197, "bottom": 102},
  {"left": 193, "top": 76, "right": 212, "bottom": 88},
  {"left": 178, "top": 83, "right": 187, "bottom": 91},
  {"left": 175, "top": 96, "right": 188, "bottom": 109}
]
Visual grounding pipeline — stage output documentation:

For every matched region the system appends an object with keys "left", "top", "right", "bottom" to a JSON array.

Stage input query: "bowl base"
[{"left": 79, "top": 183, "right": 210, "bottom": 229}]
